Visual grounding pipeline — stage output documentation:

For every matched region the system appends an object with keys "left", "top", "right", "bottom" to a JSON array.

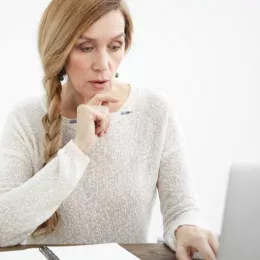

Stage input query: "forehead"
[{"left": 80, "top": 10, "right": 125, "bottom": 41}]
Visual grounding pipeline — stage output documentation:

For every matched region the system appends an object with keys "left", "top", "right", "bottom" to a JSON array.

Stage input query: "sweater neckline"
[{"left": 39, "top": 83, "right": 139, "bottom": 126}]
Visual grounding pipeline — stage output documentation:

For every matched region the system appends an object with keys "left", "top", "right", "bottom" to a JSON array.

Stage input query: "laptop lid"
[{"left": 218, "top": 164, "right": 260, "bottom": 260}]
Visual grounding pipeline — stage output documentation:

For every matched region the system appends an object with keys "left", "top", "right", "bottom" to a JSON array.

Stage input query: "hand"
[
  {"left": 175, "top": 225, "right": 219, "bottom": 260},
  {"left": 74, "top": 93, "right": 119, "bottom": 154}
]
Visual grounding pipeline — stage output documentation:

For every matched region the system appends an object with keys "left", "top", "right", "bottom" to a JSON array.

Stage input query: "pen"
[
  {"left": 69, "top": 110, "right": 132, "bottom": 124},
  {"left": 39, "top": 246, "right": 60, "bottom": 260}
]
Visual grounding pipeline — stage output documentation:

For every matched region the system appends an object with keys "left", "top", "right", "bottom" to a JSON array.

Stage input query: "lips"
[
  {"left": 89, "top": 80, "right": 108, "bottom": 83},
  {"left": 89, "top": 80, "right": 109, "bottom": 90}
]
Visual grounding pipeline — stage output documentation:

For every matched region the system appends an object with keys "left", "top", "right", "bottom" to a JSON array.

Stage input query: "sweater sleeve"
[
  {"left": 156, "top": 99, "right": 209, "bottom": 252},
  {"left": 0, "top": 106, "right": 90, "bottom": 247}
]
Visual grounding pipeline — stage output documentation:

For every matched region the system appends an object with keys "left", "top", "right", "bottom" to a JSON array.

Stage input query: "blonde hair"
[{"left": 33, "top": 0, "right": 133, "bottom": 237}]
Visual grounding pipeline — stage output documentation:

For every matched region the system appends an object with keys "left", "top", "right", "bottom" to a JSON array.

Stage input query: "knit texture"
[{"left": 0, "top": 85, "right": 207, "bottom": 250}]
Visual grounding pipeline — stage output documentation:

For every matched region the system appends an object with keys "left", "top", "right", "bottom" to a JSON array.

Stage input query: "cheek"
[
  {"left": 66, "top": 52, "right": 91, "bottom": 75},
  {"left": 112, "top": 50, "right": 125, "bottom": 67}
]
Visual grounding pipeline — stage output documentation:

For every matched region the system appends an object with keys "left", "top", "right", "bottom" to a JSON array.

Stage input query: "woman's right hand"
[{"left": 74, "top": 93, "right": 119, "bottom": 154}]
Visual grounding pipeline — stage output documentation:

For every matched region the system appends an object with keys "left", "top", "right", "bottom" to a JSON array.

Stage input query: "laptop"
[{"left": 217, "top": 163, "right": 260, "bottom": 260}]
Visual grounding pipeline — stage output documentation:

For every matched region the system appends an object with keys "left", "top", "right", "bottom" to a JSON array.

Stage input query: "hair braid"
[{"left": 32, "top": 75, "right": 62, "bottom": 236}]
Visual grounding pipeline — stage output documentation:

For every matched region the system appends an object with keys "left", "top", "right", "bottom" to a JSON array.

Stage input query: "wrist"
[
  {"left": 175, "top": 224, "right": 196, "bottom": 239},
  {"left": 73, "top": 139, "right": 90, "bottom": 155}
]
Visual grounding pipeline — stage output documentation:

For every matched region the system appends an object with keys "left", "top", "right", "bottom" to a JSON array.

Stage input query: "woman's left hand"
[{"left": 175, "top": 225, "right": 219, "bottom": 260}]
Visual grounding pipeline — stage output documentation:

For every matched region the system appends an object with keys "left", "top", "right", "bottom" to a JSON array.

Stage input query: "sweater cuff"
[
  {"left": 58, "top": 139, "right": 90, "bottom": 186},
  {"left": 164, "top": 211, "right": 209, "bottom": 252}
]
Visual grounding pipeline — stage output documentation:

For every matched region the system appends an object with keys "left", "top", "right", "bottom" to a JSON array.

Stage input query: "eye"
[
  {"left": 110, "top": 46, "right": 121, "bottom": 52},
  {"left": 109, "top": 41, "right": 123, "bottom": 52},
  {"left": 80, "top": 47, "right": 94, "bottom": 53}
]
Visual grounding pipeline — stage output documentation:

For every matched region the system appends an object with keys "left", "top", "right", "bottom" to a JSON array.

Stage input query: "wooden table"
[{"left": 0, "top": 243, "right": 177, "bottom": 260}]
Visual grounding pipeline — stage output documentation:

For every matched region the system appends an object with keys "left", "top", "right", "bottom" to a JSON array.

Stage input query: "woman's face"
[{"left": 65, "top": 10, "right": 126, "bottom": 99}]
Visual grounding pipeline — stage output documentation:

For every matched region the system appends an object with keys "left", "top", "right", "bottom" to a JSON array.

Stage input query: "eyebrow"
[{"left": 78, "top": 32, "right": 126, "bottom": 42}]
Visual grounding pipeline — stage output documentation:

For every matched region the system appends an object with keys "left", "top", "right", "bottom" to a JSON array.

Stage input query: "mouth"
[
  {"left": 89, "top": 80, "right": 109, "bottom": 83},
  {"left": 89, "top": 80, "right": 109, "bottom": 89}
]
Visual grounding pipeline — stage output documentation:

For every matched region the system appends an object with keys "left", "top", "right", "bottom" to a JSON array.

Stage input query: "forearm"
[
  {"left": 0, "top": 140, "right": 90, "bottom": 247},
  {"left": 158, "top": 146, "right": 207, "bottom": 251}
]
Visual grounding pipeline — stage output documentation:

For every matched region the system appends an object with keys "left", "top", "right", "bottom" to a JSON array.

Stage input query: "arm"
[
  {"left": 156, "top": 100, "right": 208, "bottom": 251},
  {"left": 0, "top": 106, "right": 90, "bottom": 247}
]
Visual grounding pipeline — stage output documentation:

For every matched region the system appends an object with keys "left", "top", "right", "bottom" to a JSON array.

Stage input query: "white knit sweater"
[{"left": 0, "top": 85, "right": 206, "bottom": 250}]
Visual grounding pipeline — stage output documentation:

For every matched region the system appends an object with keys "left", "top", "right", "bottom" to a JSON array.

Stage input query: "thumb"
[
  {"left": 97, "top": 105, "right": 109, "bottom": 113},
  {"left": 176, "top": 246, "right": 192, "bottom": 260}
]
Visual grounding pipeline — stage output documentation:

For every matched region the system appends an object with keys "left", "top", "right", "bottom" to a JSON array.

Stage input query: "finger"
[
  {"left": 96, "top": 125, "right": 107, "bottom": 137},
  {"left": 98, "top": 105, "right": 109, "bottom": 113},
  {"left": 208, "top": 233, "right": 219, "bottom": 256},
  {"left": 87, "top": 93, "right": 119, "bottom": 106},
  {"left": 107, "top": 109, "right": 111, "bottom": 131},
  {"left": 94, "top": 111, "right": 109, "bottom": 135},
  {"left": 101, "top": 100, "right": 109, "bottom": 107},
  {"left": 104, "top": 118, "right": 110, "bottom": 134},
  {"left": 196, "top": 241, "right": 216, "bottom": 260},
  {"left": 95, "top": 126, "right": 103, "bottom": 136},
  {"left": 176, "top": 246, "right": 192, "bottom": 260},
  {"left": 98, "top": 131, "right": 105, "bottom": 137},
  {"left": 190, "top": 248, "right": 197, "bottom": 257},
  {"left": 98, "top": 106, "right": 110, "bottom": 134},
  {"left": 95, "top": 119, "right": 108, "bottom": 135}
]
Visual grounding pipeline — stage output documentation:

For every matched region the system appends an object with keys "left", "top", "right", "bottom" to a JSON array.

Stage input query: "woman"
[{"left": 0, "top": 0, "right": 218, "bottom": 259}]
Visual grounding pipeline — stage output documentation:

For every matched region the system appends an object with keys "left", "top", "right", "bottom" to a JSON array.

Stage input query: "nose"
[{"left": 92, "top": 50, "right": 109, "bottom": 73}]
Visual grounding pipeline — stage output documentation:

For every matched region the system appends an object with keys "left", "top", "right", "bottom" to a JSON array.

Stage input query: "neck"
[{"left": 60, "top": 82, "right": 81, "bottom": 119}]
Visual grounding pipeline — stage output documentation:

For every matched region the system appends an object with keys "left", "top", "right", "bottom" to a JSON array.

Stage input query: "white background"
[{"left": 0, "top": 0, "right": 259, "bottom": 242}]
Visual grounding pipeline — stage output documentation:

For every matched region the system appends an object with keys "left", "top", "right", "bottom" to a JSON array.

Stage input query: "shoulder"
[
  {"left": 136, "top": 87, "right": 171, "bottom": 108},
  {"left": 6, "top": 93, "right": 46, "bottom": 127},
  {"left": 134, "top": 87, "right": 173, "bottom": 118}
]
